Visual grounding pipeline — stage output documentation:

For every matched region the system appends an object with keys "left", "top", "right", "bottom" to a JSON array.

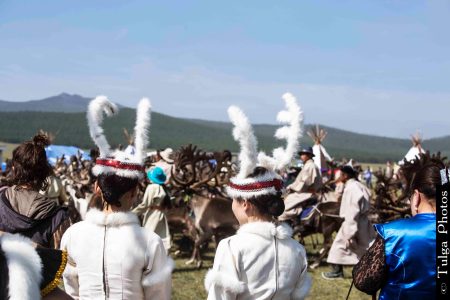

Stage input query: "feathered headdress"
[
  {"left": 226, "top": 92, "right": 303, "bottom": 199},
  {"left": 87, "top": 96, "right": 151, "bottom": 179}
]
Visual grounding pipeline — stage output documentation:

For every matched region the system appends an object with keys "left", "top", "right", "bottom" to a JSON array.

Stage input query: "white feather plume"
[
  {"left": 134, "top": 98, "right": 151, "bottom": 162},
  {"left": 86, "top": 95, "right": 118, "bottom": 157},
  {"left": 228, "top": 106, "right": 258, "bottom": 179},
  {"left": 258, "top": 92, "right": 303, "bottom": 171}
]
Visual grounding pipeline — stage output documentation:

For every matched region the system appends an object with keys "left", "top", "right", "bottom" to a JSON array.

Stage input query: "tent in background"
[
  {"left": 45, "top": 145, "right": 90, "bottom": 166},
  {"left": 307, "top": 124, "right": 333, "bottom": 171},
  {"left": 399, "top": 132, "right": 426, "bottom": 165}
]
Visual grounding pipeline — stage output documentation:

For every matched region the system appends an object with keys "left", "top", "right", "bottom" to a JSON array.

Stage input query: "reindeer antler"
[
  {"left": 123, "top": 128, "right": 135, "bottom": 146},
  {"left": 87, "top": 96, "right": 118, "bottom": 157},
  {"left": 191, "top": 150, "right": 232, "bottom": 188},
  {"left": 228, "top": 106, "right": 258, "bottom": 179},
  {"left": 170, "top": 144, "right": 210, "bottom": 187},
  {"left": 258, "top": 92, "right": 303, "bottom": 171}
]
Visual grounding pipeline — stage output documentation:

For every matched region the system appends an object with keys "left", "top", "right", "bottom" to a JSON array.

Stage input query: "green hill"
[{"left": 0, "top": 109, "right": 449, "bottom": 163}]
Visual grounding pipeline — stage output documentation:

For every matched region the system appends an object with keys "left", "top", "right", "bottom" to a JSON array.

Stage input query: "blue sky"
[{"left": 1, "top": 0, "right": 449, "bottom": 138}]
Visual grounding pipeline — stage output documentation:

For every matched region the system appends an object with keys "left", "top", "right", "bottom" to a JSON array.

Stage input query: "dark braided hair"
[
  {"left": 400, "top": 152, "right": 446, "bottom": 205},
  {"left": 9, "top": 134, "right": 53, "bottom": 190},
  {"left": 236, "top": 167, "right": 285, "bottom": 218}
]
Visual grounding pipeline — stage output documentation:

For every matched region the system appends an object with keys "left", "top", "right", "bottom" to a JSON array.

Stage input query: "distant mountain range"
[
  {"left": 0, "top": 93, "right": 449, "bottom": 162},
  {"left": 0, "top": 93, "right": 94, "bottom": 112}
]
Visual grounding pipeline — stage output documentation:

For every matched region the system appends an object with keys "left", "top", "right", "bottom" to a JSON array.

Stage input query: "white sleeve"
[
  {"left": 291, "top": 248, "right": 312, "bottom": 300},
  {"left": 60, "top": 227, "right": 80, "bottom": 299},
  {"left": 142, "top": 235, "right": 174, "bottom": 300},
  {"left": 204, "top": 239, "right": 245, "bottom": 300}
]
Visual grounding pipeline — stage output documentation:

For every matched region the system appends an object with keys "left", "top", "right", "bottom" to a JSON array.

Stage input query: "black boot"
[{"left": 321, "top": 264, "right": 344, "bottom": 280}]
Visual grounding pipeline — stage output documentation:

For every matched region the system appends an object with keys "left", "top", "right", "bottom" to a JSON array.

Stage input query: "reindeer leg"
[
  {"left": 194, "top": 231, "right": 213, "bottom": 269},
  {"left": 186, "top": 248, "right": 197, "bottom": 265}
]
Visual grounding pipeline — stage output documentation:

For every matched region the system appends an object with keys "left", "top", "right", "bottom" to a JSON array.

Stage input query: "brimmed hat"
[
  {"left": 147, "top": 167, "right": 166, "bottom": 184},
  {"left": 298, "top": 146, "right": 315, "bottom": 157},
  {"left": 87, "top": 96, "right": 151, "bottom": 180},
  {"left": 159, "top": 148, "right": 174, "bottom": 163},
  {"left": 226, "top": 93, "right": 303, "bottom": 199}
]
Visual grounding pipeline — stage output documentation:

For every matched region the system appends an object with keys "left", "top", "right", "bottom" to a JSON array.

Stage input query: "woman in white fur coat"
[
  {"left": 205, "top": 167, "right": 311, "bottom": 300},
  {"left": 61, "top": 96, "right": 173, "bottom": 300},
  {"left": 206, "top": 94, "right": 311, "bottom": 299},
  {"left": 61, "top": 175, "right": 173, "bottom": 300}
]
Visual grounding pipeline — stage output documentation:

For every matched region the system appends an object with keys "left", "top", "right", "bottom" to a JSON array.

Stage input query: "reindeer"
[
  {"left": 372, "top": 172, "right": 410, "bottom": 223},
  {"left": 168, "top": 144, "right": 238, "bottom": 267}
]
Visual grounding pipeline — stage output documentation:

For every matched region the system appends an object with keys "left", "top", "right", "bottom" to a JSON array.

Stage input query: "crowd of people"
[{"left": 0, "top": 94, "right": 439, "bottom": 299}]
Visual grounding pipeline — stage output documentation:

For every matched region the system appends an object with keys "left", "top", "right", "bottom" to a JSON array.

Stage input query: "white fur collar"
[
  {"left": 1, "top": 233, "right": 42, "bottom": 300},
  {"left": 85, "top": 209, "right": 140, "bottom": 227},
  {"left": 237, "top": 221, "right": 293, "bottom": 240}
]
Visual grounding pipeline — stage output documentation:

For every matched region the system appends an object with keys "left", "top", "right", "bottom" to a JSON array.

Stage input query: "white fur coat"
[
  {"left": 61, "top": 209, "right": 173, "bottom": 300},
  {"left": 205, "top": 222, "right": 311, "bottom": 300}
]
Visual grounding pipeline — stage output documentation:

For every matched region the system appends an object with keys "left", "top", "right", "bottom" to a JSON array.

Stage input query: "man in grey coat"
[
  {"left": 322, "top": 165, "right": 375, "bottom": 279},
  {"left": 279, "top": 147, "right": 322, "bottom": 221}
]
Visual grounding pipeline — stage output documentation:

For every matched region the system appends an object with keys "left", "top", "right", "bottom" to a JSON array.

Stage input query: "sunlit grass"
[{"left": 171, "top": 234, "right": 371, "bottom": 300}]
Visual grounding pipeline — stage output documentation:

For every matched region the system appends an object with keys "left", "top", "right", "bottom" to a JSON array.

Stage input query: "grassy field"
[{"left": 171, "top": 234, "right": 371, "bottom": 300}]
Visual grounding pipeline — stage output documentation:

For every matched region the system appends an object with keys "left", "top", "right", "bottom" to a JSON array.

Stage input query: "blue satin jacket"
[{"left": 374, "top": 213, "right": 436, "bottom": 300}]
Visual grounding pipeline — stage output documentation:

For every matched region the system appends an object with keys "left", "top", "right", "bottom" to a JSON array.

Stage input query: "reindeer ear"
[
  {"left": 87, "top": 96, "right": 118, "bottom": 157},
  {"left": 134, "top": 98, "right": 151, "bottom": 162},
  {"left": 228, "top": 106, "right": 258, "bottom": 179}
]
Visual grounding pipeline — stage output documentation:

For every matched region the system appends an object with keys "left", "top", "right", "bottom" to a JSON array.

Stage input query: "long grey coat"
[
  {"left": 280, "top": 159, "right": 322, "bottom": 220},
  {"left": 327, "top": 179, "right": 375, "bottom": 265}
]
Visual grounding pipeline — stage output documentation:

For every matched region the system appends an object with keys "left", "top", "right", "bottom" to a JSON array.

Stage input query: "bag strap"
[{"left": 345, "top": 279, "right": 354, "bottom": 300}]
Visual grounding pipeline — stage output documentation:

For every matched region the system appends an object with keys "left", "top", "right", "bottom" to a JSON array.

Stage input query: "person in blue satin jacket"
[{"left": 352, "top": 153, "right": 440, "bottom": 300}]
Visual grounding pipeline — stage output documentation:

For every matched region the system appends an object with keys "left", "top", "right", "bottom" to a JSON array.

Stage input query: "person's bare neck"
[
  {"left": 247, "top": 215, "right": 272, "bottom": 223},
  {"left": 418, "top": 202, "right": 436, "bottom": 214},
  {"left": 103, "top": 206, "right": 125, "bottom": 214},
  {"left": 101, "top": 198, "right": 130, "bottom": 214}
]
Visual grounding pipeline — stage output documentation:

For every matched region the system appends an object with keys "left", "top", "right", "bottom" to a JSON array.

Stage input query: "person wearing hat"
[
  {"left": 279, "top": 146, "right": 323, "bottom": 221},
  {"left": 132, "top": 167, "right": 171, "bottom": 252},
  {"left": 205, "top": 94, "right": 311, "bottom": 300},
  {"left": 61, "top": 96, "right": 173, "bottom": 299},
  {"left": 322, "top": 164, "right": 375, "bottom": 279},
  {"left": 152, "top": 148, "right": 174, "bottom": 184}
]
